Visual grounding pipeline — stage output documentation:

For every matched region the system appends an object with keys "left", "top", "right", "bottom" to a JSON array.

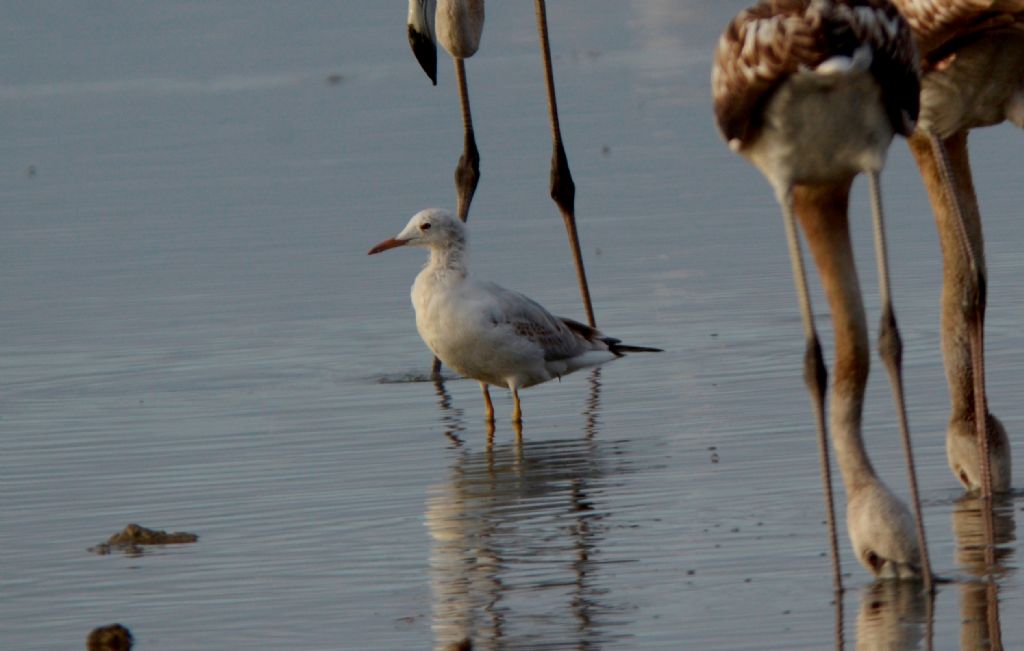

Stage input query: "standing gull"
[
  {"left": 368, "top": 209, "right": 659, "bottom": 423},
  {"left": 713, "top": 0, "right": 931, "bottom": 588}
]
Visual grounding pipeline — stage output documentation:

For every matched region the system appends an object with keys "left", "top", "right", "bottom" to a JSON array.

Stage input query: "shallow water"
[{"left": 2, "top": 2, "right": 1023, "bottom": 649}]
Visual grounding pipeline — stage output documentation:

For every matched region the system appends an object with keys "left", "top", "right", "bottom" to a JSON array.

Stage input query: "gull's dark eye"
[{"left": 420, "top": 222, "right": 432, "bottom": 231}]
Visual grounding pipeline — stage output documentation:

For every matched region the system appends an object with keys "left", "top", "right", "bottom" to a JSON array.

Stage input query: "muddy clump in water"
[
  {"left": 89, "top": 523, "right": 198, "bottom": 556},
  {"left": 377, "top": 371, "right": 459, "bottom": 384},
  {"left": 87, "top": 623, "right": 133, "bottom": 650}
]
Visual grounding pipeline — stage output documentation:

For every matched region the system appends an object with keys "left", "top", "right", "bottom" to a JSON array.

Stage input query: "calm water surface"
[{"left": 2, "top": 2, "right": 1022, "bottom": 649}]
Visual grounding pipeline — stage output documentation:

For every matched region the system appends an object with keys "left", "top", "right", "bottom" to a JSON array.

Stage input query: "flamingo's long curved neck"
[
  {"left": 907, "top": 130, "right": 983, "bottom": 419},
  {"left": 793, "top": 182, "right": 878, "bottom": 495}
]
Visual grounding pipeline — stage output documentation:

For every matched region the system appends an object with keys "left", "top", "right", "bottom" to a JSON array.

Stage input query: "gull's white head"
[{"left": 368, "top": 208, "right": 466, "bottom": 255}]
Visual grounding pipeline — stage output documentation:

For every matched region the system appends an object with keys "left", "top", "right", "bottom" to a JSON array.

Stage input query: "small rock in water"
[
  {"left": 87, "top": 623, "right": 133, "bottom": 650},
  {"left": 89, "top": 523, "right": 198, "bottom": 556}
]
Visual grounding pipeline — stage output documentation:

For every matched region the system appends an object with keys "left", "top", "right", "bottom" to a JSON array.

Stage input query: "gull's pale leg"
[
  {"left": 481, "top": 383, "right": 495, "bottom": 423},
  {"left": 511, "top": 388, "right": 522, "bottom": 424}
]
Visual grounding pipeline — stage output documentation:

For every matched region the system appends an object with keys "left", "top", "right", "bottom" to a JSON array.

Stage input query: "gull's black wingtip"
[
  {"left": 606, "top": 340, "right": 664, "bottom": 356},
  {"left": 613, "top": 344, "right": 664, "bottom": 354}
]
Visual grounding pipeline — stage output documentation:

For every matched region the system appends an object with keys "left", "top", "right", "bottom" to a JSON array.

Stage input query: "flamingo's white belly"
[{"left": 743, "top": 67, "right": 895, "bottom": 190}]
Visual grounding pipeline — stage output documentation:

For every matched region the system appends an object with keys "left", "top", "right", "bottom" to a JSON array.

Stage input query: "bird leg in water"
[
  {"left": 926, "top": 133, "right": 994, "bottom": 501},
  {"left": 511, "top": 388, "right": 522, "bottom": 424},
  {"left": 534, "top": 0, "right": 596, "bottom": 328},
  {"left": 481, "top": 383, "right": 495, "bottom": 423},
  {"left": 867, "top": 171, "right": 934, "bottom": 592},
  {"left": 776, "top": 184, "right": 844, "bottom": 594},
  {"left": 453, "top": 58, "right": 480, "bottom": 222}
]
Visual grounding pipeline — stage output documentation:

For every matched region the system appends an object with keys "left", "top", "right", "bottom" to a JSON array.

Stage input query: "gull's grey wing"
[{"left": 477, "top": 280, "right": 592, "bottom": 361}]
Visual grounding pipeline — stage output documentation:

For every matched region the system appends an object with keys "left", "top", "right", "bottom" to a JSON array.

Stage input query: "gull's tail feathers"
[
  {"left": 606, "top": 342, "right": 664, "bottom": 355},
  {"left": 559, "top": 317, "right": 663, "bottom": 357}
]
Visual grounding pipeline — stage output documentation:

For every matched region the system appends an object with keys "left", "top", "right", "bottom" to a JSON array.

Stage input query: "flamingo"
[
  {"left": 368, "top": 209, "right": 659, "bottom": 424},
  {"left": 889, "top": 0, "right": 1023, "bottom": 497},
  {"left": 712, "top": 0, "right": 932, "bottom": 588},
  {"left": 406, "top": 0, "right": 597, "bottom": 331}
]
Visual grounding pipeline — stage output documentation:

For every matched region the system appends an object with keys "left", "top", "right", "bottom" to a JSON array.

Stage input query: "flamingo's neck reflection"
[
  {"left": 953, "top": 494, "right": 1016, "bottom": 651},
  {"left": 852, "top": 580, "right": 929, "bottom": 651}
]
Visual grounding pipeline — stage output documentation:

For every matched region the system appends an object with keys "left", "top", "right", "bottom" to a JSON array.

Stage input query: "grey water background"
[{"left": 2, "top": 2, "right": 1022, "bottom": 649}]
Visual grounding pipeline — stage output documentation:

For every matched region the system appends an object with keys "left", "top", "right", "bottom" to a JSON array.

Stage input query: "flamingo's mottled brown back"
[
  {"left": 711, "top": 0, "right": 920, "bottom": 150},
  {"left": 890, "top": 0, "right": 1024, "bottom": 63}
]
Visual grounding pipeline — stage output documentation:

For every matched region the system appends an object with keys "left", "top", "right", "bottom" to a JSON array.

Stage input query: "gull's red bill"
[{"left": 368, "top": 238, "right": 408, "bottom": 255}]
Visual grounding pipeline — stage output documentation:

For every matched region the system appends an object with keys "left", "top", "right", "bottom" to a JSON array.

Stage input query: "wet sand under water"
[{"left": 2, "top": 2, "right": 1023, "bottom": 649}]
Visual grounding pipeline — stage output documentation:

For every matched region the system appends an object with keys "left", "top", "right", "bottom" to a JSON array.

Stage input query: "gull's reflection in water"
[
  {"left": 853, "top": 581, "right": 927, "bottom": 651},
  {"left": 427, "top": 369, "right": 627, "bottom": 650},
  {"left": 582, "top": 367, "right": 602, "bottom": 441},
  {"left": 953, "top": 494, "right": 1016, "bottom": 651},
  {"left": 434, "top": 378, "right": 467, "bottom": 447}
]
